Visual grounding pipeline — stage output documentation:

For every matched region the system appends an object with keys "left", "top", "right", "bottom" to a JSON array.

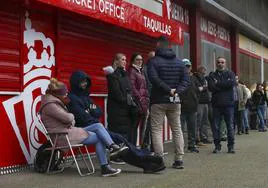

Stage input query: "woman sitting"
[{"left": 40, "top": 78, "right": 126, "bottom": 177}]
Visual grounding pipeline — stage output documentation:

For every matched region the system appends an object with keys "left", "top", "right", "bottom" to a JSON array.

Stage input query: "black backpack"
[{"left": 34, "top": 141, "right": 64, "bottom": 173}]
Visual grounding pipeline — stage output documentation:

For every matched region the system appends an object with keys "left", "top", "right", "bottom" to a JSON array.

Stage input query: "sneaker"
[
  {"left": 163, "top": 151, "right": 169, "bottom": 156},
  {"left": 172, "top": 160, "right": 184, "bottom": 169},
  {"left": 245, "top": 128, "right": 249, "bottom": 134},
  {"left": 201, "top": 139, "right": 212, "bottom": 144},
  {"left": 220, "top": 137, "right": 227, "bottom": 142},
  {"left": 101, "top": 165, "right": 121, "bottom": 177},
  {"left": 188, "top": 147, "right": 199, "bottom": 153},
  {"left": 110, "top": 158, "right": 126, "bottom": 165},
  {"left": 109, "top": 144, "right": 129, "bottom": 161}
]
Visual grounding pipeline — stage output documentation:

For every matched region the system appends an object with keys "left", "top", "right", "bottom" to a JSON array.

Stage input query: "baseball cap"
[{"left": 182, "top": 58, "right": 192, "bottom": 66}]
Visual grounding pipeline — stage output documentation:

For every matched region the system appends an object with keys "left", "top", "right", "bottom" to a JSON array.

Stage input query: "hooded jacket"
[
  {"left": 147, "top": 48, "right": 190, "bottom": 104},
  {"left": 67, "top": 71, "right": 102, "bottom": 128},
  {"left": 40, "top": 94, "right": 88, "bottom": 146}
]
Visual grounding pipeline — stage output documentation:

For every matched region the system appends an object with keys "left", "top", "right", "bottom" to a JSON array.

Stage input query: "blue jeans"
[
  {"left": 212, "top": 107, "right": 235, "bottom": 148},
  {"left": 257, "top": 105, "right": 265, "bottom": 130},
  {"left": 241, "top": 109, "right": 249, "bottom": 129},
  {"left": 82, "top": 123, "right": 114, "bottom": 165},
  {"left": 82, "top": 131, "right": 107, "bottom": 165},
  {"left": 83, "top": 123, "right": 114, "bottom": 146}
]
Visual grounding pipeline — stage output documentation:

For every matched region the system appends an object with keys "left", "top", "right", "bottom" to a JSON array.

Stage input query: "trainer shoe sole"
[{"left": 102, "top": 169, "right": 121, "bottom": 177}]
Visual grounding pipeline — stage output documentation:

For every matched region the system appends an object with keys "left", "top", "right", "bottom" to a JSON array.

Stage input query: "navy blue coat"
[
  {"left": 147, "top": 48, "right": 190, "bottom": 104},
  {"left": 67, "top": 71, "right": 102, "bottom": 128},
  {"left": 207, "top": 69, "right": 236, "bottom": 108}
]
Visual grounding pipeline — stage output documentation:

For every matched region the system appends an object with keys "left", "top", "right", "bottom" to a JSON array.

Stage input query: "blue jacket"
[
  {"left": 67, "top": 71, "right": 102, "bottom": 128},
  {"left": 147, "top": 48, "right": 189, "bottom": 104},
  {"left": 207, "top": 69, "right": 236, "bottom": 108}
]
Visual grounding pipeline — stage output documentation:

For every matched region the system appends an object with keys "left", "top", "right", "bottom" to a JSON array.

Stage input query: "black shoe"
[
  {"left": 101, "top": 165, "right": 121, "bottom": 177},
  {"left": 227, "top": 147, "right": 235, "bottom": 154},
  {"left": 188, "top": 147, "right": 199, "bottom": 153},
  {"left": 245, "top": 128, "right": 249, "bottom": 134},
  {"left": 109, "top": 144, "right": 129, "bottom": 161},
  {"left": 201, "top": 139, "right": 212, "bottom": 144},
  {"left": 220, "top": 137, "right": 227, "bottom": 142},
  {"left": 213, "top": 145, "right": 221, "bottom": 154},
  {"left": 172, "top": 160, "right": 184, "bottom": 169}
]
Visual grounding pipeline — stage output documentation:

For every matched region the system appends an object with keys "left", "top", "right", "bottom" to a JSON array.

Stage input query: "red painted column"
[
  {"left": 230, "top": 28, "right": 239, "bottom": 75},
  {"left": 189, "top": 7, "right": 201, "bottom": 71}
]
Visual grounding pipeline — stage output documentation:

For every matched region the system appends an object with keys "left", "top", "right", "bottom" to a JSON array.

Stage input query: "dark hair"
[
  {"left": 256, "top": 83, "right": 263, "bottom": 90},
  {"left": 157, "top": 35, "right": 169, "bottom": 48},
  {"left": 216, "top": 57, "right": 226, "bottom": 62},
  {"left": 239, "top": 80, "right": 244, "bottom": 85},
  {"left": 263, "top": 80, "right": 267, "bottom": 87},
  {"left": 130, "top": 52, "right": 143, "bottom": 65}
]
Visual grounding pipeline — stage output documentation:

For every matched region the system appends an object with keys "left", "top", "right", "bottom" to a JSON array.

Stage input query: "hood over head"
[
  {"left": 155, "top": 47, "right": 176, "bottom": 60},
  {"left": 70, "top": 71, "right": 92, "bottom": 96}
]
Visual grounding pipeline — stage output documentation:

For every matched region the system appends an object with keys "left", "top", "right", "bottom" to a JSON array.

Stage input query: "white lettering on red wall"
[
  {"left": 36, "top": 0, "right": 184, "bottom": 44},
  {"left": 68, "top": 0, "right": 125, "bottom": 20},
  {"left": 143, "top": 16, "right": 172, "bottom": 35},
  {"left": 170, "top": 3, "right": 189, "bottom": 25},
  {"left": 201, "top": 17, "right": 230, "bottom": 42}
]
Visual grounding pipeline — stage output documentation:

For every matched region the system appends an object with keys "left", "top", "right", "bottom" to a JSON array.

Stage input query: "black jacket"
[
  {"left": 147, "top": 48, "right": 190, "bottom": 104},
  {"left": 193, "top": 72, "right": 210, "bottom": 104},
  {"left": 180, "top": 75, "right": 200, "bottom": 113},
  {"left": 107, "top": 67, "right": 133, "bottom": 134},
  {"left": 252, "top": 90, "right": 267, "bottom": 106},
  {"left": 67, "top": 71, "right": 102, "bottom": 128},
  {"left": 207, "top": 69, "right": 236, "bottom": 108}
]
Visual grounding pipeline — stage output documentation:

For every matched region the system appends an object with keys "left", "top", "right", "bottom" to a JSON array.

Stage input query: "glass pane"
[
  {"left": 171, "top": 33, "right": 190, "bottom": 60},
  {"left": 201, "top": 40, "right": 231, "bottom": 74},
  {"left": 239, "top": 53, "right": 261, "bottom": 87}
]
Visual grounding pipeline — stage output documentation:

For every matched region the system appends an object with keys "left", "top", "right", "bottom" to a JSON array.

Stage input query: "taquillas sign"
[{"left": 36, "top": 0, "right": 184, "bottom": 44}]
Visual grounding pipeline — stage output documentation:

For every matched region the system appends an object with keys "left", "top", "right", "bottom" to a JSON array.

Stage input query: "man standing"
[
  {"left": 194, "top": 66, "right": 212, "bottom": 144},
  {"left": 207, "top": 57, "right": 236, "bottom": 154},
  {"left": 234, "top": 76, "right": 248, "bottom": 135},
  {"left": 180, "top": 59, "right": 200, "bottom": 153},
  {"left": 148, "top": 36, "right": 189, "bottom": 169}
]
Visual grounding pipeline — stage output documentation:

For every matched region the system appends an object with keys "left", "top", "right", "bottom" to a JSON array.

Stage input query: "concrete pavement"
[{"left": 0, "top": 130, "right": 268, "bottom": 188}]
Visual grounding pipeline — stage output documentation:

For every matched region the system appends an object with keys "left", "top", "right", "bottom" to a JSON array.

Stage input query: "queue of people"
[{"left": 39, "top": 36, "right": 268, "bottom": 177}]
